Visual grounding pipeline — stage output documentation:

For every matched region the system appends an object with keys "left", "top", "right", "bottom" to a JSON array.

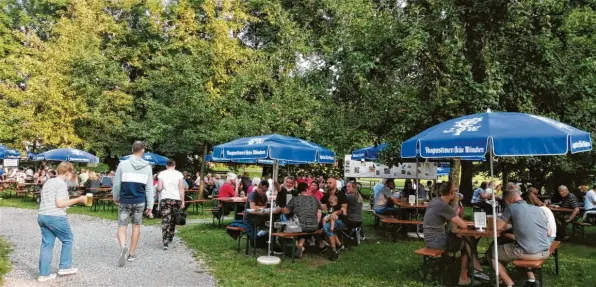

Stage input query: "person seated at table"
[
  {"left": 244, "top": 180, "right": 269, "bottom": 225},
  {"left": 471, "top": 182, "right": 493, "bottom": 214},
  {"left": 213, "top": 173, "right": 238, "bottom": 218},
  {"left": 322, "top": 195, "right": 338, "bottom": 231},
  {"left": 524, "top": 192, "right": 557, "bottom": 244},
  {"left": 554, "top": 185, "right": 580, "bottom": 240},
  {"left": 424, "top": 182, "right": 488, "bottom": 285},
  {"left": 320, "top": 178, "right": 348, "bottom": 261},
  {"left": 213, "top": 174, "right": 224, "bottom": 195},
  {"left": 309, "top": 181, "right": 323, "bottom": 201},
  {"left": 275, "top": 176, "right": 297, "bottom": 208},
  {"left": 400, "top": 180, "right": 416, "bottom": 198},
  {"left": 575, "top": 184, "right": 588, "bottom": 206},
  {"left": 247, "top": 177, "right": 260, "bottom": 196},
  {"left": 585, "top": 185, "right": 596, "bottom": 212},
  {"left": 345, "top": 181, "right": 364, "bottom": 242},
  {"left": 373, "top": 178, "right": 399, "bottom": 216},
  {"left": 282, "top": 182, "right": 321, "bottom": 259},
  {"left": 486, "top": 189, "right": 550, "bottom": 287},
  {"left": 84, "top": 171, "right": 102, "bottom": 193}
]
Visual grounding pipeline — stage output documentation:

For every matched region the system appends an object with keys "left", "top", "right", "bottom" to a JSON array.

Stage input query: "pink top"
[
  {"left": 247, "top": 185, "right": 255, "bottom": 196},
  {"left": 313, "top": 190, "right": 323, "bottom": 201}
]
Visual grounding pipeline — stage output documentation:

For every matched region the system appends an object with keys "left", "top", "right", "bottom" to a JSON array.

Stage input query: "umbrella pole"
[
  {"left": 490, "top": 144, "right": 499, "bottom": 286},
  {"left": 415, "top": 157, "right": 419, "bottom": 200},
  {"left": 258, "top": 159, "right": 281, "bottom": 265}
]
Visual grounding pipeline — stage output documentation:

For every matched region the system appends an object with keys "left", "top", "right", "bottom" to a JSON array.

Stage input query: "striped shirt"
[{"left": 38, "top": 178, "right": 69, "bottom": 216}]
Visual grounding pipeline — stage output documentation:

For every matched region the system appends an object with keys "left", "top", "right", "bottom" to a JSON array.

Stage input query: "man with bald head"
[
  {"left": 555, "top": 185, "right": 580, "bottom": 240},
  {"left": 320, "top": 177, "right": 348, "bottom": 261}
]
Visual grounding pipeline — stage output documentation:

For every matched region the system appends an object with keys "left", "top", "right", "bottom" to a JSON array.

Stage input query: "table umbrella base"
[{"left": 257, "top": 255, "right": 281, "bottom": 265}]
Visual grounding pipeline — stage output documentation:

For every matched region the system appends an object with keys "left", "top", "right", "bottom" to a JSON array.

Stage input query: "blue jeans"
[
  {"left": 38, "top": 215, "right": 73, "bottom": 276},
  {"left": 323, "top": 219, "right": 345, "bottom": 238},
  {"left": 375, "top": 207, "right": 397, "bottom": 215}
]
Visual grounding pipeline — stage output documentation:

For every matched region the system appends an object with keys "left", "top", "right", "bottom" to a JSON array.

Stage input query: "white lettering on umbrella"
[
  {"left": 529, "top": 115, "right": 574, "bottom": 131},
  {"left": 425, "top": 146, "right": 484, "bottom": 155},
  {"left": 443, "top": 118, "right": 483, "bottom": 136},
  {"left": 572, "top": 141, "right": 591, "bottom": 149}
]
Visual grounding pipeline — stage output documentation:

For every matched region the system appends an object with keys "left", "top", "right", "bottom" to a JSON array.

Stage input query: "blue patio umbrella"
[
  {"left": 35, "top": 148, "right": 99, "bottom": 163},
  {"left": 401, "top": 111, "right": 592, "bottom": 286},
  {"left": 212, "top": 134, "right": 335, "bottom": 164},
  {"left": 0, "top": 145, "right": 20, "bottom": 159},
  {"left": 213, "top": 134, "right": 335, "bottom": 265},
  {"left": 205, "top": 153, "right": 300, "bottom": 166},
  {"left": 27, "top": 152, "right": 37, "bottom": 160},
  {"left": 401, "top": 112, "right": 591, "bottom": 158},
  {"left": 120, "top": 152, "right": 168, "bottom": 166},
  {"left": 351, "top": 143, "right": 387, "bottom": 161}
]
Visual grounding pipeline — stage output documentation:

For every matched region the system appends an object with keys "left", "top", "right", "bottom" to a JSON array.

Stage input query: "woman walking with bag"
[
  {"left": 156, "top": 159, "right": 185, "bottom": 250},
  {"left": 37, "top": 162, "right": 87, "bottom": 282}
]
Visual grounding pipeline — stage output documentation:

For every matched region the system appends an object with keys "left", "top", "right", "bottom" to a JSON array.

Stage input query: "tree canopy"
[{"left": 0, "top": 0, "right": 594, "bottom": 194}]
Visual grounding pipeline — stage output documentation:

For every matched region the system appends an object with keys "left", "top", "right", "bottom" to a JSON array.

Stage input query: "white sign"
[
  {"left": 3, "top": 159, "right": 18, "bottom": 167},
  {"left": 343, "top": 155, "right": 438, "bottom": 179},
  {"left": 408, "top": 195, "right": 416, "bottom": 205},
  {"left": 474, "top": 212, "right": 487, "bottom": 231}
]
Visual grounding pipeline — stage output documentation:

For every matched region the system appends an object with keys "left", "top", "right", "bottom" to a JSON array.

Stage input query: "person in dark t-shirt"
[{"left": 319, "top": 178, "right": 347, "bottom": 261}]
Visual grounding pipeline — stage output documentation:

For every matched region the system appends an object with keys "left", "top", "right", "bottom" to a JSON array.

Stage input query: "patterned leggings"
[{"left": 159, "top": 199, "right": 182, "bottom": 245}]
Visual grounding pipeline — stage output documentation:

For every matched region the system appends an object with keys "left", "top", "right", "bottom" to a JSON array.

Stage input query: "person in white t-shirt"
[{"left": 156, "top": 159, "right": 185, "bottom": 250}]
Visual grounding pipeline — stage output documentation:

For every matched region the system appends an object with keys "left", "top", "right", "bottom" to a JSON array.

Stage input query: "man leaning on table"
[
  {"left": 554, "top": 185, "right": 580, "bottom": 240},
  {"left": 486, "top": 189, "right": 550, "bottom": 287}
]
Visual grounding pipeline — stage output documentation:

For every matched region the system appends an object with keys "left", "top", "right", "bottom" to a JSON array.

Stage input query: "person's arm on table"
[{"left": 567, "top": 207, "right": 580, "bottom": 222}]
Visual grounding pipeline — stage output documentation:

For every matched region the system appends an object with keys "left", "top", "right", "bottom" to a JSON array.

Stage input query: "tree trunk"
[
  {"left": 448, "top": 159, "right": 462, "bottom": 232},
  {"left": 198, "top": 145, "right": 208, "bottom": 199},
  {"left": 460, "top": 161, "right": 474, "bottom": 205}
]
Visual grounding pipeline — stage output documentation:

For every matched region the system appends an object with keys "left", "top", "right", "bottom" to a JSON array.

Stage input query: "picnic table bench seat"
[
  {"left": 226, "top": 226, "right": 249, "bottom": 254},
  {"left": 271, "top": 229, "right": 323, "bottom": 262},
  {"left": 380, "top": 218, "right": 423, "bottom": 241},
  {"left": 572, "top": 221, "right": 592, "bottom": 239},
  {"left": 414, "top": 247, "right": 455, "bottom": 283},
  {"left": 511, "top": 241, "right": 561, "bottom": 287}
]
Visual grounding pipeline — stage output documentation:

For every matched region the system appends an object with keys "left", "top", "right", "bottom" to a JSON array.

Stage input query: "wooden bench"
[
  {"left": 271, "top": 230, "right": 324, "bottom": 262},
  {"left": 572, "top": 221, "right": 592, "bottom": 239},
  {"left": 512, "top": 241, "right": 561, "bottom": 287},
  {"left": 226, "top": 226, "right": 249, "bottom": 254},
  {"left": 414, "top": 247, "right": 451, "bottom": 283},
  {"left": 381, "top": 218, "right": 423, "bottom": 241},
  {"left": 373, "top": 211, "right": 394, "bottom": 229}
]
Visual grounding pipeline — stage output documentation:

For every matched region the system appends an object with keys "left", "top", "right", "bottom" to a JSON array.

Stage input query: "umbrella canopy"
[
  {"left": 205, "top": 153, "right": 301, "bottom": 166},
  {"left": 0, "top": 145, "right": 21, "bottom": 159},
  {"left": 401, "top": 112, "right": 592, "bottom": 158},
  {"left": 351, "top": 143, "right": 387, "bottom": 161},
  {"left": 35, "top": 148, "right": 99, "bottom": 163},
  {"left": 212, "top": 134, "right": 335, "bottom": 164},
  {"left": 120, "top": 152, "right": 168, "bottom": 166},
  {"left": 27, "top": 152, "right": 37, "bottom": 160}
]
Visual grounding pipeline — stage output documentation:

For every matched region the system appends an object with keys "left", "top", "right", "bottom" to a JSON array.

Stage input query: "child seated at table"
[{"left": 323, "top": 195, "right": 338, "bottom": 231}]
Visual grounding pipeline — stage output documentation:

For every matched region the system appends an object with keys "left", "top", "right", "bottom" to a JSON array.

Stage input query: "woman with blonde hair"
[
  {"left": 84, "top": 171, "right": 102, "bottom": 192},
  {"left": 345, "top": 181, "right": 364, "bottom": 243},
  {"left": 37, "top": 162, "right": 87, "bottom": 282}
]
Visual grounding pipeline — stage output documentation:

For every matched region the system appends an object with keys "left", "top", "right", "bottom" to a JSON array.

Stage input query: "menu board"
[
  {"left": 343, "top": 155, "right": 438, "bottom": 179},
  {"left": 3, "top": 159, "right": 18, "bottom": 167}
]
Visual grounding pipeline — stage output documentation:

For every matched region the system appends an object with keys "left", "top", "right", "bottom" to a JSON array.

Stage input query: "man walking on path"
[{"left": 113, "top": 141, "right": 154, "bottom": 267}]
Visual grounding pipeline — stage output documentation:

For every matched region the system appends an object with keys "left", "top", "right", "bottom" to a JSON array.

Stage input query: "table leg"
[
  {"left": 291, "top": 237, "right": 296, "bottom": 263},
  {"left": 461, "top": 236, "right": 479, "bottom": 286}
]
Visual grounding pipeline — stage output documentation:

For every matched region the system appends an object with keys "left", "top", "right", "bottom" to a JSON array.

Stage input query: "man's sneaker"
[
  {"left": 38, "top": 274, "right": 57, "bottom": 282},
  {"left": 58, "top": 267, "right": 78, "bottom": 276},
  {"left": 473, "top": 270, "right": 490, "bottom": 281},
  {"left": 127, "top": 254, "right": 137, "bottom": 262},
  {"left": 336, "top": 245, "right": 345, "bottom": 253},
  {"left": 118, "top": 246, "right": 129, "bottom": 267},
  {"left": 328, "top": 251, "right": 339, "bottom": 261},
  {"left": 525, "top": 280, "right": 539, "bottom": 287},
  {"left": 163, "top": 244, "right": 169, "bottom": 250}
]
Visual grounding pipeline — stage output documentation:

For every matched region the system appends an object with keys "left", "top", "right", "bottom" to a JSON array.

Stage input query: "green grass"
[
  {"left": 179, "top": 211, "right": 596, "bottom": 287},
  {"left": 0, "top": 237, "right": 11, "bottom": 283},
  {"left": 0, "top": 195, "right": 212, "bottom": 225}
]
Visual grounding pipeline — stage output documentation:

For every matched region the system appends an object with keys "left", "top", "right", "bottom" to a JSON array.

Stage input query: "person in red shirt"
[
  {"left": 218, "top": 176, "right": 236, "bottom": 198},
  {"left": 309, "top": 181, "right": 323, "bottom": 201}
]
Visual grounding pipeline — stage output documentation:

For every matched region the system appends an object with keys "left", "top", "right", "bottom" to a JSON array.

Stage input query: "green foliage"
[{"left": 0, "top": 0, "right": 594, "bottom": 185}]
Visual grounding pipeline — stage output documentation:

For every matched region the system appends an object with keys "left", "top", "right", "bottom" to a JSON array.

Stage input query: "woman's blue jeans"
[{"left": 38, "top": 215, "right": 73, "bottom": 276}]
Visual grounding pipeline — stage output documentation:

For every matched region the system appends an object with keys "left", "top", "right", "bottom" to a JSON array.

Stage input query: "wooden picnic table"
[
  {"left": 455, "top": 227, "right": 504, "bottom": 285},
  {"left": 215, "top": 197, "right": 247, "bottom": 203},
  {"left": 396, "top": 201, "right": 428, "bottom": 209},
  {"left": 548, "top": 206, "right": 584, "bottom": 213}
]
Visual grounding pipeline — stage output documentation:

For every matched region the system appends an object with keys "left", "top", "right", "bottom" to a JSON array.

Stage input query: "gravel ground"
[{"left": 0, "top": 207, "right": 216, "bottom": 287}]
